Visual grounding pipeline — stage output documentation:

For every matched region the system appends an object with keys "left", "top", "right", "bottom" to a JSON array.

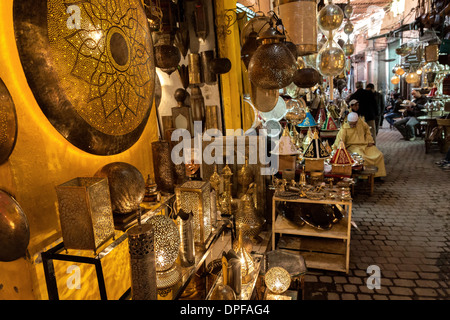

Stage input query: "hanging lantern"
[
  {"left": 240, "top": 15, "right": 271, "bottom": 46},
  {"left": 344, "top": 2, "right": 353, "bottom": 18},
  {"left": 343, "top": 41, "right": 354, "bottom": 56},
  {"left": 317, "top": 38, "right": 346, "bottom": 77},
  {"left": 293, "top": 67, "right": 322, "bottom": 88},
  {"left": 285, "top": 98, "right": 307, "bottom": 125},
  {"left": 274, "top": 0, "right": 318, "bottom": 56},
  {"left": 343, "top": 21, "right": 354, "bottom": 35},
  {"left": 248, "top": 24, "right": 297, "bottom": 90},
  {"left": 395, "top": 65, "right": 405, "bottom": 76},
  {"left": 317, "top": 1, "right": 344, "bottom": 33},
  {"left": 405, "top": 72, "right": 420, "bottom": 84},
  {"left": 391, "top": 75, "right": 400, "bottom": 85}
]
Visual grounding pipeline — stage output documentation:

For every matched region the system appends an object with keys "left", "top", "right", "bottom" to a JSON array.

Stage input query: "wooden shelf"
[
  {"left": 272, "top": 196, "right": 352, "bottom": 273},
  {"left": 274, "top": 215, "right": 349, "bottom": 240}
]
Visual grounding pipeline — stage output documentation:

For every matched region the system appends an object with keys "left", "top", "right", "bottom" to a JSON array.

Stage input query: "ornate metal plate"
[
  {"left": 13, "top": 0, "right": 155, "bottom": 155},
  {"left": 0, "top": 78, "right": 17, "bottom": 165}
]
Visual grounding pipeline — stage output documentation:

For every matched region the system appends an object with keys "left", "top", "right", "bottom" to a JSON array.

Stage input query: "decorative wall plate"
[
  {"left": 13, "top": 0, "right": 155, "bottom": 155},
  {"left": 0, "top": 78, "right": 17, "bottom": 165}
]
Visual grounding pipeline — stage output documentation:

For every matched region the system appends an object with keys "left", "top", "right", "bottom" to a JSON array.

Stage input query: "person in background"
[
  {"left": 332, "top": 112, "right": 386, "bottom": 180},
  {"left": 347, "top": 81, "right": 378, "bottom": 144},
  {"left": 384, "top": 93, "right": 403, "bottom": 127},
  {"left": 435, "top": 146, "right": 450, "bottom": 171},
  {"left": 393, "top": 89, "right": 428, "bottom": 141},
  {"left": 366, "top": 83, "right": 385, "bottom": 134}
]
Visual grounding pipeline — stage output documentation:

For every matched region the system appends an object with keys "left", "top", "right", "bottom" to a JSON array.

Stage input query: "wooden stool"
[{"left": 352, "top": 165, "right": 378, "bottom": 195}]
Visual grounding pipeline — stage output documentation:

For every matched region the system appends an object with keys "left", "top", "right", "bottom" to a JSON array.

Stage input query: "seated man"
[
  {"left": 393, "top": 89, "right": 427, "bottom": 141},
  {"left": 384, "top": 93, "right": 403, "bottom": 126},
  {"left": 332, "top": 112, "right": 386, "bottom": 178}
]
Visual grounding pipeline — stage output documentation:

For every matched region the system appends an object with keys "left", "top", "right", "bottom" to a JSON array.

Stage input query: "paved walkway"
[{"left": 303, "top": 125, "right": 450, "bottom": 300}]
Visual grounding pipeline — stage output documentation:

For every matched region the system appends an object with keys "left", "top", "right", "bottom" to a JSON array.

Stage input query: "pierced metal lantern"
[
  {"left": 293, "top": 67, "right": 322, "bottom": 88},
  {"left": 146, "top": 214, "right": 180, "bottom": 272},
  {"left": 248, "top": 26, "right": 297, "bottom": 90},
  {"left": 264, "top": 266, "right": 291, "bottom": 294},
  {"left": 274, "top": 0, "right": 318, "bottom": 56},
  {"left": 55, "top": 177, "right": 115, "bottom": 253},
  {"left": 127, "top": 224, "right": 157, "bottom": 300},
  {"left": 241, "top": 31, "right": 259, "bottom": 69},
  {"left": 175, "top": 181, "right": 212, "bottom": 247}
]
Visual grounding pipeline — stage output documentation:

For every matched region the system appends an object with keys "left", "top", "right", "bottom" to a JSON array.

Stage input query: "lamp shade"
[
  {"left": 391, "top": 75, "right": 400, "bottom": 85},
  {"left": 303, "top": 130, "right": 330, "bottom": 159},
  {"left": 317, "top": 3, "right": 344, "bottom": 32},
  {"left": 248, "top": 26, "right": 297, "bottom": 90},
  {"left": 405, "top": 72, "right": 420, "bottom": 84},
  {"left": 274, "top": 0, "right": 318, "bottom": 56},
  {"left": 297, "top": 108, "right": 317, "bottom": 127}
]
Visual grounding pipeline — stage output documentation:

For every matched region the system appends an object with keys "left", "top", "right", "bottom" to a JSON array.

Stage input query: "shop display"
[
  {"left": 0, "top": 78, "right": 17, "bottom": 165},
  {"left": 175, "top": 180, "right": 212, "bottom": 247},
  {"left": 0, "top": 190, "right": 30, "bottom": 262},
  {"left": 55, "top": 177, "right": 115, "bottom": 252},
  {"left": 13, "top": 0, "right": 155, "bottom": 155},
  {"left": 127, "top": 223, "right": 157, "bottom": 300},
  {"left": 94, "top": 162, "right": 145, "bottom": 215}
]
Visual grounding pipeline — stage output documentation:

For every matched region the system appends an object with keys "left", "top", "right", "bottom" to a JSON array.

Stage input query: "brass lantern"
[
  {"left": 391, "top": 75, "right": 400, "bottom": 85},
  {"left": 264, "top": 267, "right": 291, "bottom": 294},
  {"left": 247, "top": 24, "right": 297, "bottom": 90},
  {"left": 343, "top": 21, "right": 354, "bottom": 35},
  {"left": 55, "top": 177, "right": 115, "bottom": 253},
  {"left": 405, "top": 71, "right": 420, "bottom": 84},
  {"left": 317, "top": 1, "right": 344, "bottom": 33},
  {"left": 274, "top": 0, "right": 318, "bottom": 56},
  {"left": 317, "top": 39, "right": 346, "bottom": 77},
  {"left": 175, "top": 180, "right": 212, "bottom": 248},
  {"left": 343, "top": 41, "right": 355, "bottom": 56}
]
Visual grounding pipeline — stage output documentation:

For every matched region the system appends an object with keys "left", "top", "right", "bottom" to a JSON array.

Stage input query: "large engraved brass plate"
[
  {"left": 0, "top": 78, "right": 17, "bottom": 165},
  {"left": 13, "top": 0, "right": 155, "bottom": 155}
]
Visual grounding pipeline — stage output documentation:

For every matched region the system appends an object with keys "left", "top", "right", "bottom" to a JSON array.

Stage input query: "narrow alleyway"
[{"left": 303, "top": 125, "right": 450, "bottom": 300}]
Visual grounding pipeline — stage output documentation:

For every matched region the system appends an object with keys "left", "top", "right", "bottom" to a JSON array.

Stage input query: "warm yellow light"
[
  {"left": 405, "top": 72, "right": 420, "bottom": 84},
  {"left": 264, "top": 267, "right": 291, "bottom": 294},
  {"left": 391, "top": 75, "right": 400, "bottom": 85},
  {"left": 395, "top": 66, "right": 405, "bottom": 76}
]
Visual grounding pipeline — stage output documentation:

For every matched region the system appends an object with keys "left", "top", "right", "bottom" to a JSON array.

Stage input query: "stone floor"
[{"left": 303, "top": 125, "right": 450, "bottom": 300}]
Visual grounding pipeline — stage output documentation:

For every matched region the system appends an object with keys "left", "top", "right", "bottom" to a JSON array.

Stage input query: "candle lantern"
[{"left": 175, "top": 180, "right": 212, "bottom": 248}]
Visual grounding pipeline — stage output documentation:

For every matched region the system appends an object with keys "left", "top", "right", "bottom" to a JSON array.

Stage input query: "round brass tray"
[
  {"left": 13, "top": 0, "right": 155, "bottom": 155},
  {"left": 0, "top": 78, "right": 17, "bottom": 165}
]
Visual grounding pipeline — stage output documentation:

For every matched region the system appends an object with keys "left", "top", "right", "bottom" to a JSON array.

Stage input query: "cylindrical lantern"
[
  {"left": 200, "top": 50, "right": 217, "bottom": 84},
  {"left": 188, "top": 53, "right": 202, "bottom": 85},
  {"left": 274, "top": 0, "right": 318, "bottom": 56},
  {"left": 127, "top": 224, "right": 157, "bottom": 300},
  {"left": 151, "top": 140, "right": 176, "bottom": 193},
  {"left": 425, "top": 44, "right": 439, "bottom": 62},
  {"left": 177, "top": 210, "right": 195, "bottom": 267}
]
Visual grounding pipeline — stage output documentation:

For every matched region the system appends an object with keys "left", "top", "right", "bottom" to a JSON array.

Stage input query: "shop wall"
[{"left": 0, "top": 0, "right": 159, "bottom": 299}]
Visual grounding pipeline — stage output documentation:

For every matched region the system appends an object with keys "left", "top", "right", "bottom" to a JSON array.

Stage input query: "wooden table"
[{"left": 352, "top": 165, "right": 378, "bottom": 195}]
